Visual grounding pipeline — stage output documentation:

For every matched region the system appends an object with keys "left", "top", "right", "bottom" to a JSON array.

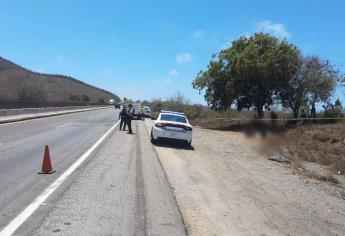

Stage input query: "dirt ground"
[{"left": 144, "top": 119, "right": 345, "bottom": 236}]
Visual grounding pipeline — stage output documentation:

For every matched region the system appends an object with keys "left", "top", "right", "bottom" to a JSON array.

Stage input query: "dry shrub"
[
  {"left": 313, "top": 133, "right": 331, "bottom": 142},
  {"left": 307, "top": 171, "right": 339, "bottom": 184}
]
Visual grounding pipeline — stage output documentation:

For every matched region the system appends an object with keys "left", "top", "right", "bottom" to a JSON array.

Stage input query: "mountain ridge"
[{"left": 0, "top": 56, "right": 120, "bottom": 103}]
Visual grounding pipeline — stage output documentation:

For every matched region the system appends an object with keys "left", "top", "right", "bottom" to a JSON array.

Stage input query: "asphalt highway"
[{"left": 0, "top": 108, "right": 186, "bottom": 235}]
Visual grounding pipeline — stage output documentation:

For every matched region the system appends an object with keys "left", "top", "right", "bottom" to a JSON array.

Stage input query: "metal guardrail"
[
  {"left": 0, "top": 105, "right": 110, "bottom": 117},
  {"left": 0, "top": 107, "right": 110, "bottom": 124},
  {"left": 0, "top": 100, "right": 107, "bottom": 109}
]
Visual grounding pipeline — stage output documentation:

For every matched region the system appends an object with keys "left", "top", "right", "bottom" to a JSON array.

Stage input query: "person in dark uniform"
[
  {"left": 119, "top": 107, "right": 127, "bottom": 131},
  {"left": 126, "top": 104, "right": 134, "bottom": 134}
]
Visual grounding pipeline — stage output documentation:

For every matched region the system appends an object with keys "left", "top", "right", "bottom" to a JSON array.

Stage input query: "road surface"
[
  {"left": 2, "top": 108, "right": 345, "bottom": 236},
  {"left": 0, "top": 108, "right": 186, "bottom": 235}
]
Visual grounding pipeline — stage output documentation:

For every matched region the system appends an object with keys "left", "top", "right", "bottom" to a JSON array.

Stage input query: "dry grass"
[
  {"left": 212, "top": 120, "right": 345, "bottom": 184},
  {"left": 281, "top": 122, "right": 345, "bottom": 175},
  {"left": 306, "top": 171, "right": 340, "bottom": 184}
]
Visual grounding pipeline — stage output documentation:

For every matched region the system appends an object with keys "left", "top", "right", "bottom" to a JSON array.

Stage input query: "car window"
[{"left": 160, "top": 114, "right": 187, "bottom": 123}]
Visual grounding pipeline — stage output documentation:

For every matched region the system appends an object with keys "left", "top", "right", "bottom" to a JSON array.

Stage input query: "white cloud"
[
  {"left": 176, "top": 53, "right": 192, "bottom": 63},
  {"left": 193, "top": 30, "right": 206, "bottom": 38},
  {"left": 256, "top": 21, "right": 290, "bottom": 39},
  {"left": 169, "top": 69, "right": 178, "bottom": 76},
  {"left": 152, "top": 79, "right": 172, "bottom": 85}
]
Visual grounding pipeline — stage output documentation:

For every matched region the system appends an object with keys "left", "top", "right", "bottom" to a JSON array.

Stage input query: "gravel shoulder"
[{"left": 144, "top": 119, "right": 345, "bottom": 236}]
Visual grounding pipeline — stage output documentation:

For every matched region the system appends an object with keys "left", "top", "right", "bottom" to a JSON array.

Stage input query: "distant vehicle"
[
  {"left": 143, "top": 106, "right": 151, "bottom": 118},
  {"left": 151, "top": 110, "right": 192, "bottom": 146},
  {"left": 132, "top": 103, "right": 141, "bottom": 120},
  {"left": 115, "top": 102, "right": 121, "bottom": 109},
  {"left": 108, "top": 99, "right": 115, "bottom": 105}
]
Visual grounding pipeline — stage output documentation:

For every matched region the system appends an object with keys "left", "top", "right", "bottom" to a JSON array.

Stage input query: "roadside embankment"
[{"left": 0, "top": 106, "right": 111, "bottom": 124}]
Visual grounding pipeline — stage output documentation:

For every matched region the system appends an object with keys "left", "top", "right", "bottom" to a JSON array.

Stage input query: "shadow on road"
[{"left": 153, "top": 140, "right": 195, "bottom": 151}]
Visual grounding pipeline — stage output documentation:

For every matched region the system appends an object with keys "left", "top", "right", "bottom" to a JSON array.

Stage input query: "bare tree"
[{"left": 170, "top": 91, "right": 190, "bottom": 105}]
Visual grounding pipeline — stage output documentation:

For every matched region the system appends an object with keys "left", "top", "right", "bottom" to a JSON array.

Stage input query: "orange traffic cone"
[{"left": 38, "top": 145, "right": 56, "bottom": 174}]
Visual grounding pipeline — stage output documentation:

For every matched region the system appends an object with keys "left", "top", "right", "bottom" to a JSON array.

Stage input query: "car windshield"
[{"left": 160, "top": 114, "right": 187, "bottom": 123}]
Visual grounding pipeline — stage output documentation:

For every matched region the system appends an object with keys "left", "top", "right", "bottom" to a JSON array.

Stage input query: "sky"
[{"left": 0, "top": 0, "right": 344, "bottom": 104}]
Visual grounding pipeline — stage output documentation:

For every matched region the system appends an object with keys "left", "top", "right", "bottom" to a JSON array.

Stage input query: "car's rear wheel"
[
  {"left": 185, "top": 140, "right": 192, "bottom": 147},
  {"left": 151, "top": 129, "right": 158, "bottom": 144}
]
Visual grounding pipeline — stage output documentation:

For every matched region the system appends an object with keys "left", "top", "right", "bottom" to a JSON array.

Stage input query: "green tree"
[
  {"left": 341, "top": 76, "right": 345, "bottom": 93},
  {"left": 304, "top": 56, "right": 338, "bottom": 118},
  {"left": 193, "top": 33, "right": 300, "bottom": 118},
  {"left": 123, "top": 98, "right": 133, "bottom": 105},
  {"left": 193, "top": 57, "right": 233, "bottom": 111},
  {"left": 323, "top": 98, "right": 344, "bottom": 120},
  {"left": 279, "top": 55, "right": 309, "bottom": 118},
  {"left": 141, "top": 100, "right": 150, "bottom": 106}
]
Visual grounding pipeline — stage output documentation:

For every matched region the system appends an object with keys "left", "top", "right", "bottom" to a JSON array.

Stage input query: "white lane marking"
[
  {"left": 0, "top": 120, "right": 120, "bottom": 236},
  {"left": 56, "top": 123, "right": 72, "bottom": 128}
]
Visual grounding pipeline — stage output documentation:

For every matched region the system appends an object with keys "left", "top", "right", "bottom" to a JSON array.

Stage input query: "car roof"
[
  {"left": 160, "top": 110, "right": 185, "bottom": 116},
  {"left": 160, "top": 113, "right": 187, "bottom": 118}
]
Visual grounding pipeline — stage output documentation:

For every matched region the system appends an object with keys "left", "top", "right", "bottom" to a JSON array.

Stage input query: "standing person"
[
  {"left": 299, "top": 109, "right": 307, "bottom": 125},
  {"left": 119, "top": 107, "right": 127, "bottom": 131},
  {"left": 126, "top": 104, "right": 134, "bottom": 134},
  {"left": 270, "top": 111, "right": 278, "bottom": 126}
]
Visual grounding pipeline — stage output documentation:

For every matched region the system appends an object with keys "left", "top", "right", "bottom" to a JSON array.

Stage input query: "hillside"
[{"left": 0, "top": 56, "right": 120, "bottom": 104}]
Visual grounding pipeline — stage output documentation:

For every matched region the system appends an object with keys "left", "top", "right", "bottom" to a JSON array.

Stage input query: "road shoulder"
[
  {"left": 26, "top": 120, "right": 186, "bottom": 235},
  {"left": 144, "top": 119, "right": 345, "bottom": 236}
]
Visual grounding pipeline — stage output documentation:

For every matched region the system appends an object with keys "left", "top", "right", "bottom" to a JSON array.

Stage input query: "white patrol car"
[{"left": 151, "top": 110, "right": 193, "bottom": 146}]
